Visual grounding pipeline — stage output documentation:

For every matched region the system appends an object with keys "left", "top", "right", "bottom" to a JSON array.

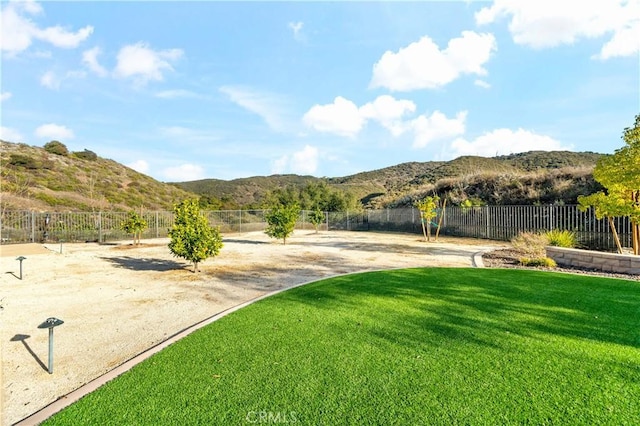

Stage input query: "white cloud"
[
  {"left": 113, "top": 42, "right": 183, "bottom": 85},
  {"left": 35, "top": 24, "right": 93, "bottom": 49},
  {"left": 449, "top": 128, "right": 571, "bottom": 158},
  {"left": 162, "top": 164, "right": 205, "bottom": 182},
  {"left": 155, "top": 89, "right": 202, "bottom": 99},
  {"left": 127, "top": 160, "right": 150, "bottom": 174},
  {"left": 271, "top": 155, "right": 289, "bottom": 175},
  {"left": 474, "top": 79, "right": 491, "bottom": 89},
  {"left": 410, "top": 111, "right": 467, "bottom": 148},
  {"left": 66, "top": 70, "right": 86, "bottom": 79},
  {"left": 272, "top": 145, "right": 319, "bottom": 175},
  {"left": 288, "top": 21, "right": 305, "bottom": 42},
  {"left": 34, "top": 123, "right": 75, "bottom": 140},
  {"left": 158, "top": 126, "right": 218, "bottom": 142},
  {"left": 303, "top": 96, "right": 365, "bottom": 138},
  {"left": 33, "top": 50, "right": 52, "bottom": 58},
  {"left": 304, "top": 95, "right": 464, "bottom": 144},
  {"left": 1, "top": 92, "right": 12, "bottom": 102},
  {"left": 0, "top": 126, "right": 25, "bottom": 142},
  {"left": 40, "top": 69, "right": 86, "bottom": 90},
  {"left": 40, "top": 70, "right": 60, "bottom": 90},
  {"left": 596, "top": 21, "right": 640, "bottom": 59},
  {"left": 359, "top": 95, "right": 416, "bottom": 136},
  {"left": 291, "top": 145, "right": 319, "bottom": 174},
  {"left": 475, "top": 0, "right": 640, "bottom": 59},
  {"left": 82, "top": 46, "right": 108, "bottom": 77},
  {"left": 1, "top": 0, "right": 92, "bottom": 56},
  {"left": 0, "top": 2, "right": 39, "bottom": 55},
  {"left": 370, "top": 31, "right": 497, "bottom": 91},
  {"left": 219, "top": 85, "right": 291, "bottom": 132}
]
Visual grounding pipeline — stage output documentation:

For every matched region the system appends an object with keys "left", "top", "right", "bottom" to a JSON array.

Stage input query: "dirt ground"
[{"left": 0, "top": 231, "right": 505, "bottom": 425}]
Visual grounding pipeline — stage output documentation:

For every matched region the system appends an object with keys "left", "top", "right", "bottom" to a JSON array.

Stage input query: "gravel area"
[{"left": 482, "top": 248, "right": 640, "bottom": 281}]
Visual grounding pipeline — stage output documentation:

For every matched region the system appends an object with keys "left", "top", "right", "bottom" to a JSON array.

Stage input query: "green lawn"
[{"left": 45, "top": 268, "right": 640, "bottom": 425}]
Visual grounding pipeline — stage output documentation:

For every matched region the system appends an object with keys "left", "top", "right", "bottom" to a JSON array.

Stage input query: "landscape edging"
[{"left": 546, "top": 246, "right": 640, "bottom": 275}]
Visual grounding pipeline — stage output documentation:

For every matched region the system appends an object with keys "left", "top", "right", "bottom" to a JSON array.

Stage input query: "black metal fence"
[
  {"left": 0, "top": 205, "right": 631, "bottom": 251},
  {"left": 0, "top": 210, "right": 327, "bottom": 245},
  {"left": 327, "top": 205, "right": 631, "bottom": 251}
]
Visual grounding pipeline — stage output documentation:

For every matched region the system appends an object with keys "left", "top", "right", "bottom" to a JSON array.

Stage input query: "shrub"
[
  {"left": 460, "top": 197, "right": 485, "bottom": 208},
  {"left": 44, "top": 141, "right": 69, "bottom": 156},
  {"left": 33, "top": 192, "right": 70, "bottom": 206},
  {"left": 519, "top": 257, "right": 557, "bottom": 268},
  {"left": 545, "top": 229, "right": 577, "bottom": 248},
  {"left": 511, "top": 232, "right": 549, "bottom": 258},
  {"left": 73, "top": 149, "right": 98, "bottom": 161},
  {"left": 8, "top": 154, "right": 39, "bottom": 169}
]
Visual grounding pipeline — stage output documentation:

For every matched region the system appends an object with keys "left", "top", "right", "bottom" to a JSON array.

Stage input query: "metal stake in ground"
[
  {"left": 16, "top": 256, "right": 26, "bottom": 280},
  {"left": 37, "top": 317, "right": 64, "bottom": 374}
]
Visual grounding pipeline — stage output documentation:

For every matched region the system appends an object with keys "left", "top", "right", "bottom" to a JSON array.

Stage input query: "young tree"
[
  {"left": 308, "top": 208, "right": 325, "bottom": 234},
  {"left": 265, "top": 202, "right": 300, "bottom": 244},
  {"left": 414, "top": 195, "right": 440, "bottom": 242},
  {"left": 168, "top": 199, "right": 223, "bottom": 272},
  {"left": 578, "top": 114, "right": 640, "bottom": 255},
  {"left": 578, "top": 192, "right": 624, "bottom": 253},
  {"left": 121, "top": 209, "right": 148, "bottom": 246}
]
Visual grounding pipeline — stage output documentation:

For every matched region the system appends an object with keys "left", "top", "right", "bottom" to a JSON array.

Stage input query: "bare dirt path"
[{"left": 0, "top": 231, "right": 505, "bottom": 425}]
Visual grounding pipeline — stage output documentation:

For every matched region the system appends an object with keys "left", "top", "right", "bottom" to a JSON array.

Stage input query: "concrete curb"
[
  {"left": 15, "top": 266, "right": 410, "bottom": 425},
  {"left": 14, "top": 280, "right": 311, "bottom": 425},
  {"left": 472, "top": 250, "right": 487, "bottom": 268},
  {"left": 15, "top": 258, "right": 489, "bottom": 425}
]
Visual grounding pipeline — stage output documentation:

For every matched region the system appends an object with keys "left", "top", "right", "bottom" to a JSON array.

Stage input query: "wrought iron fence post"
[
  {"left": 31, "top": 211, "right": 36, "bottom": 243},
  {"left": 485, "top": 206, "right": 490, "bottom": 238}
]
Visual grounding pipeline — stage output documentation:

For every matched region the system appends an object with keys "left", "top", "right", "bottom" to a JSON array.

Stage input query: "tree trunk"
[
  {"left": 633, "top": 191, "right": 639, "bottom": 255},
  {"left": 420, "top": 213, "right": 428, "bottom": 242},
  {"left": 435, "top": 199, "right": 447, "bottom": 241},
  {"left": 607, "top": 216, "right": 623, "bottom": 254}
]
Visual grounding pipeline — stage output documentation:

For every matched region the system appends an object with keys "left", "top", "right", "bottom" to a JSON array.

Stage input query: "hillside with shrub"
[
  {"left": 1, "top": 140, "right": 606, "bottom": 212},
  {"left": 176, "top": 151, "right": 605, "bottom": 209},
  {"left": 1, "top": 141, "right": 195, "bottom": 212}
]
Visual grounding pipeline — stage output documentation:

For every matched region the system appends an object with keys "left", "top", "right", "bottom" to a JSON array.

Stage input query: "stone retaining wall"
[{"left": 546, "top": 246, "right": 640, "bottom": 275}]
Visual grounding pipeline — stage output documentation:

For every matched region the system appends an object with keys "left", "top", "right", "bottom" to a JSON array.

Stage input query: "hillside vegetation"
[
  {"left": 1, "top": 141, "right": 195, "bottom": 212},
  {"left": 1, "top": 140, "right": 605, "bottom": 212},
  {"left": 177, "top": 151, "right": 605, "bottom": 209}
]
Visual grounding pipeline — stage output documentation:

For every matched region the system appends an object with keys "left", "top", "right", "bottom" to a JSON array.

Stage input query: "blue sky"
[{"left": 1, "top": 1, "right": 638, "bottom": 182}]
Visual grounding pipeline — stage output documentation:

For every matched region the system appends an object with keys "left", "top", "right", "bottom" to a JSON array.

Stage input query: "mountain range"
[{"left": 0, "top": 140, "right": 604, "bottom": 212}]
